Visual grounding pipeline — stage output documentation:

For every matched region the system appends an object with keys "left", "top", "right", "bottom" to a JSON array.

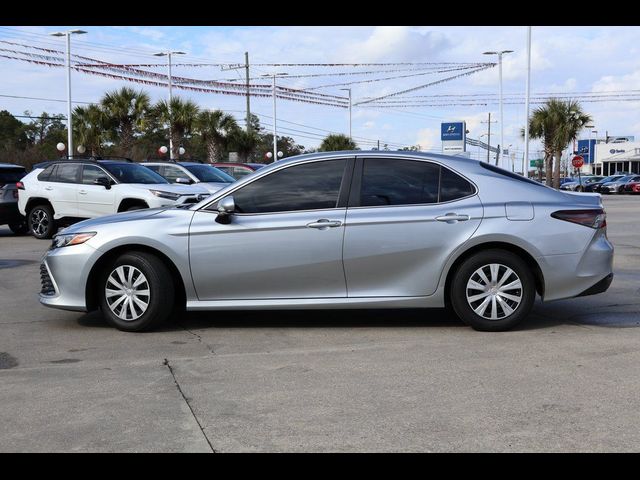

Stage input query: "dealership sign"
[
  {"left": 576, "top": 139, "right": 596, "bottom": 163},
  {"left": 441, "top": 121, "right": 466, "bottom": 153}
]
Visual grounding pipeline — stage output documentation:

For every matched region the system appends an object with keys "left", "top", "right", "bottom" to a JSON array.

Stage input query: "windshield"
[
  {"left": 0, "top": 168, "right": 26, "bottom": 185},
  {"left": 618, "top": 175, "right": 635, "bottom": 182},
  {"left": 102, "top": 163, "right": 169, "bottom": 184},
  {"left": 185, "top": 164, "right": 235, "bottom": 183}
]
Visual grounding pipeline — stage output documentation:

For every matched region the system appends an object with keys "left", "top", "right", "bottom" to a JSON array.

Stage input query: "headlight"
[
  {"left": 51, "top": 232, "right": 96, "bottom": 249},
  {"left": 149, "top": 189, "right": 182, "bottom": 201}
]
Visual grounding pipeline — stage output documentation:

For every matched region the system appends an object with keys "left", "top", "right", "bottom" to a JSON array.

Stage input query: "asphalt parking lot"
[{"left": 1, "top": 195, "right": 639, "bottom": 452}]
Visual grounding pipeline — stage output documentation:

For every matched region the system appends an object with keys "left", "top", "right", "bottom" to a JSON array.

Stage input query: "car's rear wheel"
[
  {"left": 450, "top": 249, "right": 536, "bottom": 332},
  {"left": 28, "top": 204, "right": 56, "bottom": 239},
  {"left": 99, "top": 252, "right": 174, "bottom": 332},
  {"left": 575, "top": 185, "right": 583, "bottom": 192}
]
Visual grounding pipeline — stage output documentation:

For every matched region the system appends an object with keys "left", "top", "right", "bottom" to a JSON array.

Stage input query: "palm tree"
[
  {"left": 72, "top": 105, "right": 107, "bottom": 157},
  {"left": 318, "top": 134, "right": 357, "bottom": 152},
  {"left": 196, "top": 110, "right": 238, "bottom": 162},
  {"left": 526, "top": 99, "right": 592, "bottom": 188},
  {"left": 152, "top": 97, "right": 199, "bottom": 159},
  {"left": 100, "top": 87, "right": 150, "bottom": 157},
  {"left": 552, "top": 100, "right": 592, "bottom": 189}
]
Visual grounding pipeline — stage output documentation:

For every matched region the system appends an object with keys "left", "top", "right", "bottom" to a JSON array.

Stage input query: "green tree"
[
  {"left": 318, "top": 134, "right": 357, "bottom": 152},
  {"left": 151, "top": 97, "right": 199, "bottom": 159},
  {"left": 73, "top": 105, "right": 107, "bottom": 157},
  {"left": 101, "top": 87, "right": 150, "bottom": 157},
  {"left": 196, "top": 109, "right": 239, "bottom": 162},
  {"left": 229, "top": 128, "right": 260, "bottom": 162},
  {"left": 525, "top": 99, "right": 592, "bottom": 188},
  {"left": 0, "top": 110, "right": 27, "bottom": 151}
]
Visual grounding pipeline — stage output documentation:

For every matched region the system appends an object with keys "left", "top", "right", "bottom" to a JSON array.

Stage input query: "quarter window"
[
  {"left": 439, "top": 167, "right": 475, "bottom": 202},
  {"left": 229, "top": 159, "right": 347, "bottom": 214}
]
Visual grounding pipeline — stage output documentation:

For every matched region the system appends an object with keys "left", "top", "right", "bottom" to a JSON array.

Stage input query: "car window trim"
[
  {"left": 348, "top": 156, "right": 478, "bottom": 209},
  {"left": 199, "top": 156, "right": 355, "bottom": 215}
]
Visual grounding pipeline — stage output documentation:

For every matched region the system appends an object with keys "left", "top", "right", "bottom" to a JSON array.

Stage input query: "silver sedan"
[{"left": 39, "top": 151, "right": 614, "bottom": 332}]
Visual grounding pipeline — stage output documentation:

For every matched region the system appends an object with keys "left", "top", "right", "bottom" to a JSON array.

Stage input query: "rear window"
[
  {"left": 0, "top": 168, "right": 26, "bottom": 185},
  {"left": 479, "top": 162, "right": 545, "bottom": 187}
]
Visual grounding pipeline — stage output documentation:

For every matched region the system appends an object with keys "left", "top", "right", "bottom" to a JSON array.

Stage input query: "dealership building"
[{"left": 576, "top": 136, "right": 640, "bottom": 175}]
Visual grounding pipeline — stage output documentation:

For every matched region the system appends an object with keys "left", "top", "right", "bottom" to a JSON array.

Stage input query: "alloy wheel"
[{"left": 30, "top": 209, "right": 49, "bottom": 236}]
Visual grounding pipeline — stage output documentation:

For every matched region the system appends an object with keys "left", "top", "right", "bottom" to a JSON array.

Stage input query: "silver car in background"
[{"left": 38, "top": 151, "right": 614, "bottom": 332}]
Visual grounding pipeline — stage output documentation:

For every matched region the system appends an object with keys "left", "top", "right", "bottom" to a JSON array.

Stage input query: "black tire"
[
  {"left": 8, "top": 219, "right": 28, "bottom": 235},
  {"left": 126, "top": 205, "right": 146, "bottom": 212},
  {"left": 28, "top": 204, "right": 56, "bottom": 239},
  {"left": 575, "top": 186, "right": 583, "bottom": 192},
  {"left": 99, "top": 251, "right": 175, "bottom": 332},
  {"left": 450, "top": 249, "right": 536, "bottom": 332}
]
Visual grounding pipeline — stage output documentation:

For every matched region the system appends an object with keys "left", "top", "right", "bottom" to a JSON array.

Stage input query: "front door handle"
[
  {"left": 306, "top": 219, "right": 342, "bottom": 229},
  {"left": 435, "top": 213, "right": 470, "bottom": 223},
  {"left": 78, "top": 190, "right": 87, "bottom": 195}
]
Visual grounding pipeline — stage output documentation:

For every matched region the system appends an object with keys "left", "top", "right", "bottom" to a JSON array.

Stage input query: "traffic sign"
[{"left": 572, "top": 155, "right": 584, "bottom": 168}]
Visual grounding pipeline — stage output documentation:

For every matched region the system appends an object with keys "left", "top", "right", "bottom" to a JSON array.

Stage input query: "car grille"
[{"left": 40, "top": 263, "right": 56, "bottom": 296}]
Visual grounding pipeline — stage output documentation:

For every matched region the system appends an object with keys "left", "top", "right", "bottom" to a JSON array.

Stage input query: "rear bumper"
[
  {"left": 0, "top": 202, "right": 21, "bottom": 225},
  {"left": 576, "top": 273, "right": 613, "bottom": 297}
]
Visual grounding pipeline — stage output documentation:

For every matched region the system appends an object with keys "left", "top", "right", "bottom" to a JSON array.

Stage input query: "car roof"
[{"left": 0, "top": 163, "right": 26, "bottom": 169}]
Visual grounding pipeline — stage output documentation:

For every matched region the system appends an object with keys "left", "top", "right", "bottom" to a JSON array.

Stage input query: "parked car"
[
  {"left": 212, "top": 162, "right": 267, "bottom": 180},
  {"left": 600, "top": 175, "right": 640, "bottom": 194},
  {"left": 560, "top": 176, "right": 603, "bottom": 192},
  {"left": 584, "top": 175, "right": 625, "bottom": 193},
  {"left": 141, "top": 160, "right": 235, "bottom": 194},
  {"left": 622, "top": 179, "right": 640, "bottom": 194},
  {"left": 0, "top": 163, "right": 28, "bottom": 234},
  {"left": 18, "top": 158, "right": 210, "bottom": 239},
  {"left": 37, "top": 151, "right": 613, "bottom": 333}
]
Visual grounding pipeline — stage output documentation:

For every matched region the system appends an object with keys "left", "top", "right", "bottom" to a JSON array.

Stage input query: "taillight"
[
  {"left": 16, "top": 182, "right": 24, "bottom": 190},
  {"left": 551, "top": 209, "right": 606, "bottom": 229}
]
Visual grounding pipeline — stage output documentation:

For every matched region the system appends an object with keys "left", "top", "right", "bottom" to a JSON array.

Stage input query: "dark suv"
[{"left": 0, "top": 163, "right": 28, "bottom": 234}]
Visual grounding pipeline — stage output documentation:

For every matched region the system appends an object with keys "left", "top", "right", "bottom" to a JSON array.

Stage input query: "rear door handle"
[
  {"left": 306, "top": 219, "right": 342, "bottom": 229},
  {"left": 44, "top": 186, "right": 53, "bottom": 191},
  {"left": 435, "top": 213, "right": 470, "bottom": 223}
]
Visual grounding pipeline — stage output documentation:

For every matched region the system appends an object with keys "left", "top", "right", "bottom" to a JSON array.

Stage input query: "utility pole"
[
  {"left": 483, "top": 50, "right": 513, "bottom": 167},
  {"left": 524, "top": 27, "right": 532, "bottom": 176},
  {"left": 340, "top": 88, "right": 352, "bottom": 140},
  {"left": 377, "top": 139, "right": 380, "bottom": 150},
  {"left": 245, "top": 51, "right": 251, "bottom": 134},
  {"left": 261, "top": 72, "right": 288, "bottom": 161},
  {"left": 481, "top": 112, "right": 497, "bottom": 163}
]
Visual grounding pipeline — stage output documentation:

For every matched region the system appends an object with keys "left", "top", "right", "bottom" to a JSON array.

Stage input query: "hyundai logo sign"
[{"left": 441, "top": 122, "right": 464, "bottom": 141}]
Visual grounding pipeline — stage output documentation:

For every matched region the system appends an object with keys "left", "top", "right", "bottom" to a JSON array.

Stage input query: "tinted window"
[
  {"left": 56, "top": 164, "right": 80, "bottom": 183},
  {"left": 230, "top": 159, "right": 346, "bottom": 214},
  {"left": 38, "top": 164, "right": 57, "bottom": 182},
  {"left": 185, "top": 164, "right": 235, "bottom": 183},
  {"left": 0, "top": 168, "right": 26, "bottom": 185},
  {"left": 81, "top": 165, "right": 109, "bottom": 184},
  {"left": 361, "top": 158, "right": 440, "bottom": 206},
  {"left": 440, "top": 167, "right": 475, "bottom": 202},
  {"left": 102, "top": 163, "right": 168, "bottom": 184}
]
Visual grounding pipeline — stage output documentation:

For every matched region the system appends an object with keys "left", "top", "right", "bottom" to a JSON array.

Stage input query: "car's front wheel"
[
  {"left": 28, "top": 204, "right": 56, "bottom": 239},
  {"left": 99, "top": 251, "right": 175, "bottom": 332},
  {"left": 450, "top": 249, "right": 536, "bottom": 332}
]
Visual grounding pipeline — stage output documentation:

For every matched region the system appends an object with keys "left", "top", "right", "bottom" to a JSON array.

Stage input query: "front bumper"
[{"left": 39, "top": 242, "right": 101, "bottom": 311}]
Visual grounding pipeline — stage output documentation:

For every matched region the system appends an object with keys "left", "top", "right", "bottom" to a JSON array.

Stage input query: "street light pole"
[
  {"left": 524, "top": 27, "right": 532, "bottom": 175},
  {"left": 50, "top": 29, "right": 87, "bottom": 159},
  {"left": 340, "top": 88, "right": 352, "bottom": 140},
  {"left": 483, "top": 49, "right": 513, "bottom": 168},
  {"left": 262, "top": 73, "right": 288, "bottom": 161},
  {"left": 154, "top": 50, "right": 186, "bottom": 159}
]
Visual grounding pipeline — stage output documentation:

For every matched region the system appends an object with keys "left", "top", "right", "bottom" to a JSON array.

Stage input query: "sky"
[{"left": 1, "top": 25, "right": 639, "bottom": 169}]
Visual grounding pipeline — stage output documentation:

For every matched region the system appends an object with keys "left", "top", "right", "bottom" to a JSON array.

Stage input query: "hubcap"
[
  {"left": 105, "top": 265, "right": 150, "bottom": 321},
  {"left": 30, "top": 209, "right": 49, "bottom": 236},
  {"left": 466, "top": 263, "right": 523, "bottom": 320}
]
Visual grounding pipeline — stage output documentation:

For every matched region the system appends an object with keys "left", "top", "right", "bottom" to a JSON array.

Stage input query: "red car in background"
[
  {"left": 623, "top": 180, "right": 640, "bottom": 194},
  {"left": 211, "top": 162, "right": 268, "bottom": 180}
]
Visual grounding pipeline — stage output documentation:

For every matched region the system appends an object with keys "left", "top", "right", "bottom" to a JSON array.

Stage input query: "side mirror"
[
  {"left": 94, "top": 177, "right": 111, "bottom": 190},
  {"left": 215, "top": 196, "right": 235, "bottom": 224},
  {"left": 175, "top": 177, "right": 193, "bottom": 185}
]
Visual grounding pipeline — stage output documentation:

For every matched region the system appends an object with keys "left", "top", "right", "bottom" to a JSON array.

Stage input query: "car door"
[
  {"left": 343, "top": 157, "right": 483, "bottom": 297},
  {"left": 78, "top": 164, "right": 116, "bottom": 217},
  {"left": 46, "top": 163, "right": 79, "bottom": 218},
  {"left": 189, "top": 158, "right": 353, "bottom": 300}
]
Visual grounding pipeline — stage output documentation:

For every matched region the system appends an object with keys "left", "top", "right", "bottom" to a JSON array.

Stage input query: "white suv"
[
  {"left": 18, "top": 159, "right": 210, "bottom": 239},
  {"left": 141, "top": 160, "right": 235, "bottom": 194}
]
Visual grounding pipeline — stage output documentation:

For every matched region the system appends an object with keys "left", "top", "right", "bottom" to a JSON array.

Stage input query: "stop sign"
[{"left": 572, "top": 155, "right": 584, "bottom": 168}]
